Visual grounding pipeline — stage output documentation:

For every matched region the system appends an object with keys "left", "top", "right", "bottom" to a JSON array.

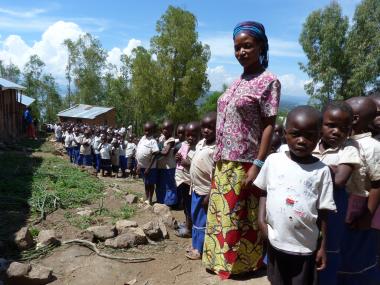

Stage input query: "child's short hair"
[
  {"left": 323, "top": 100, "right": 354, "bottom": 121},
  {"left": 285, "top": 105, "right": 322, "bottom": 130}
]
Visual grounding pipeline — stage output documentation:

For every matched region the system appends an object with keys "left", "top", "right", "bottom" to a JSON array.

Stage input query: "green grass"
[{"left": 0, "top": 139, "right": 138, "bottom": 236}]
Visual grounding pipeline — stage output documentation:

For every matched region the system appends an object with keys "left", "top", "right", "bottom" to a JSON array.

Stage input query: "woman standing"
[{"left": 202, "top": 21, "right": 281, "bottom": 279}]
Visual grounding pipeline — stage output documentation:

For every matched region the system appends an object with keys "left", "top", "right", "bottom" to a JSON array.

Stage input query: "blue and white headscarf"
[{"left": 233, "top": 21, "right": 269, "bottom": 68}]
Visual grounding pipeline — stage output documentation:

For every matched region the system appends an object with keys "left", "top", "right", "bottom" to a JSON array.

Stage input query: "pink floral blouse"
[{"left": 214, "top": 71, "right": 281, "bottom": 163}]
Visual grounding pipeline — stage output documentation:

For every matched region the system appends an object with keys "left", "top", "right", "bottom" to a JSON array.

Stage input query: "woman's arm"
[{"left": 244, "top": 116, "right": 276, "bottom": 186}]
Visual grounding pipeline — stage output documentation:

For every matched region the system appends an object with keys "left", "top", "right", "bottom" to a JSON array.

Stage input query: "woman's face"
[{"left": 234, "top": 32, "right": 262, "bottom": 68}]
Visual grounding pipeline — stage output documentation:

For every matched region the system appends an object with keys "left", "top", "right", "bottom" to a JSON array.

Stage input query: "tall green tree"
[
  {"left": 0, "top": 61, "right": 21, "bottom": 83},
  {"left": 346, "top": 0, "right": 380, "bottom": 97},
  {"left": 63, "top": 38, "right": 79, "bottom": 107},
  {"left": 198, "top": 84, "right": 228, "bottom": 116},
  {"left": 129, "top": 46, "right": 162, "bottom": 130},
  {"left": 300, "top": 0, "right": 380, "bottom": 105},
  {"left": 66, "top": 33, "right": 107, "bottom": 105},
  {"left": 299, "top": 2, "right": 349, "bottom": 105},
  {"left": 23, "top": 55, "right": 46, "bottom": 120},
  {"left": 150, "top": 5, "right": 210, "bottom": 123},
  {"left": 22, "top": 55, "right": 62, "bottom": 122},
  {"left": 41, "top": 74, "right": 62, "bottom": 122}
]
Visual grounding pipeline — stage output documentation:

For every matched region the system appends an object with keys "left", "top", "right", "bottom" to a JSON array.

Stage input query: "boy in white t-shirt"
[
  {"left": 185, "top": 112, "right": 216, "bottom": 260},
  {"left": 370, "top": 95, "right": 380, "bottom": 141},
  {"left": 64, "top": 127, "right": 74, "bottom": 163},
  {"left": 254, "top": 106, "right": 336, "bottom": 285},
  {"left": 136, "top": 122, "right": 160, "bottom": 205},
  {"left": 97, "top": 134, "right": 112, "bottom": 177}
]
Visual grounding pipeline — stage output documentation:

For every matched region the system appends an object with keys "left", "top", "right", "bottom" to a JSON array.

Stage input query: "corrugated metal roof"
[
  {"left": 17, "top": 94, "right": 35, "bottom": 106},
  {"left": 58, "top": 104, "right": 114, "bottom": 119},
  {"left": 0, "top": 78, "right": 25, "bottom": 90}
]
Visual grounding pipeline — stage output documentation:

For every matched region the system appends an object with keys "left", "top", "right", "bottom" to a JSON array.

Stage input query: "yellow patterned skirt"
[{"left": 202, "top": 160, "right": 263, "bottom": 279}]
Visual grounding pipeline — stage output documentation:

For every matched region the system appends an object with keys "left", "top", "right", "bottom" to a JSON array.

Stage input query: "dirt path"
[{"left": 29, "top": 149, "right": 270, "bottom": 285}]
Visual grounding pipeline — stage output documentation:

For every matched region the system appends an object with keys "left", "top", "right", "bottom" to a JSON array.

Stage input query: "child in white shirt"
[
  {"left": 156, "top": 120, "right": 177, "bottom": 206},
  {"left": 185, "top": 112, "right": 216, "bottom": 260},
  {"left": 98, "top": 134, "right": 112, "bottom": 177},
  {"left": 337, "top": 97, "right": 380, "bottom": 284},
  {"left": 125, "top": 135, "right": 137, "bottom": 177},
  {"left": 136, "top": 122, "right": 160, "bottom": 205},
  {"left": 254, "top": 106, "right": 336, "bottom": 284}
]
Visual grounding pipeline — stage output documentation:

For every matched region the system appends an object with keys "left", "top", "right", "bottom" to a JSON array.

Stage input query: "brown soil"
[{"left": 22, "top": 149, "right": 270, "bottom": 285}]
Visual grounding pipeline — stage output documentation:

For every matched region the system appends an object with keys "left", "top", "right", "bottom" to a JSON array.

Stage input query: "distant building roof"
[
  {"left": 0, "top": 78, "right": 25, "bottom": 91},
  {"left": 58, "top": 104, "right": 114, "bottom": 119},
  {"left": 17, "top": 94, "right": 35, "bottom": 107}
]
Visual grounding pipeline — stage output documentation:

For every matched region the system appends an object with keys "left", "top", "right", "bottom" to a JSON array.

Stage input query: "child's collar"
[{"left": 351, "top": 132, "right": 372, "bottom": 140}]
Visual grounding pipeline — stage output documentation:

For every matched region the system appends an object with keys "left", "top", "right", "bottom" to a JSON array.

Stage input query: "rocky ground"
[{"left": 0, "top": 139, "right": 269, "bottom": 285}]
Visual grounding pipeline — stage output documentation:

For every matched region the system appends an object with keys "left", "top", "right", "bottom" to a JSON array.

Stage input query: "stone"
[
  {"left": 14, "top": 227, "right": 34, "bottom": 250},
  {"left": 158, "top": 219, "right": 169, "bottom": 239},
  {"left": 37, "top": 230, "right": 59, "bottom": 247},
  {"left": 125, "top": 194, "right": 138, "bottom": 204},
  {"left": 115, "top": 220, "right": 138, "bottom": 234},
  {"left": 6, "top": 262, "right": 31, "bottom": 278},
  {"left": 128, "top": 227, "right": 148, "bottom": 245},
  {"left": 106, "top": 227, "right": 147, "bottom": 248},
  {"left": 0, "top": 258, "right": 9, "bottom": 273},
  {"left": 86, "top": 225, "right": 116, "bottom": 241},
  {"left": 77, "top": 230, "right": 95, "bottom": 242},
  {"left": 141, "top": 221, "right": 162, "bottom": 241},
  {"left": 27, "top": 264, "right": 53, "bottom": 284},
  {"left": 152, "top": 203, "right": 170, "bottom": 216},
  {"left": 76, "top": 207, "right": 93, "bottom": 217},
  {"left": 105, "top": 235, "right": 130, "bottom": 249}
]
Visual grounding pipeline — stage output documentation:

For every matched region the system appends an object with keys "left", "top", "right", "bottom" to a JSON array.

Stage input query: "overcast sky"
[{"left": 0, "top": 0, "right": 361, "bottom": 99}]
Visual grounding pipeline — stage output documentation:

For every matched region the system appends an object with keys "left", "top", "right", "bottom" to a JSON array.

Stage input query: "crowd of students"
[{"left": 53, "top": 93, "right": 380, "bottom": 284}]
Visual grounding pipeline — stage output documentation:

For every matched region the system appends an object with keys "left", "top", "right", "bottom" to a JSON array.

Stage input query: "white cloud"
[
  {"left": 0, "top": 7, "right": 46, "bottom": 18},
  {"left": 0, "top": 21, "right": 142, "bottom": 87},
  {"left": 207, "top": 65, "right": 236, "bottom": 91},
  {"left": 278, "top": 73, "right": 310, "bottom": 97},
  {"left": 107, "top": 38, "right": 142, "bottom": 67},
  {"left": 0, "top": 21, "right": 84, "bottom": 84}
]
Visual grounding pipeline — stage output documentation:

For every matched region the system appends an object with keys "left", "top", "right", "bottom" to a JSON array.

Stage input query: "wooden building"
[
  {"left": 58, "top": 104, "right": 115, "bottom": 126},
  {"left": 0, "top": 78, "right": 26, "bottom": 142}
]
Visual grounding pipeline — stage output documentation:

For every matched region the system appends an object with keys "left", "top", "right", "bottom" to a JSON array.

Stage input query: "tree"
[
  {"left": 67, "top": 33, "right": 107, "bottom": 105},
  {"left": 346, "top": 0, "right": 380, "bottom": 97},
  {"left": 23, "top": 55, "right": 46, "bottom": 120},
  {"left": 299, "top": 2, "right": 349, "bottom": 105},
  {"left": 198, "top": 84, "right": 227, "bottom": 116},
  {"left": 41, "top": 74, "right": 62, "bottom": 122},
  {"left": 0, "top": 61, "right": 21, "bottom": 83},
  {"left": 299, "top": 0, "right": 380, "bottom": 105},
  {"left": 63, "top": 39, "right": 78, "bottom": 107},
  {"left": 22, "top": 55, "right": 62, "bottom": 122},
  {"left": 150, "top": 6, "right": 210, "bottom": 123}
]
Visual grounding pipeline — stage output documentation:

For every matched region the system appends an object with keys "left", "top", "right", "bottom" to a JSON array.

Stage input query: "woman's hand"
[
  {"left": 202, "top": 194, "right": 210, "bottom": 210},
  {"left": 243, "top": 165, "right": 260, "bottom": 188}
]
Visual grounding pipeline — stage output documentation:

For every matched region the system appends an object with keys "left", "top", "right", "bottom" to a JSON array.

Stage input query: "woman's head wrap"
[{"left": 233, "top": 21, "right": 269, "bottom": 68}]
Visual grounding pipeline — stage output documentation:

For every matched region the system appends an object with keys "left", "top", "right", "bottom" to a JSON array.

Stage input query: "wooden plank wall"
[{"left": 0, "top": 89, "right": 23, "bottom": 142}]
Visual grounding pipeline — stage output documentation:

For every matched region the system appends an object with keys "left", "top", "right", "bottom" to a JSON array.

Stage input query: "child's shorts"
[
  {"left": 112, "top": 165, "right": 119, "bottom": 173},
  {"left": 83, "top": 154, "right": 93, "bottom": 166},
  {"left": 101, "top": 159, "right": 112, "bottom": 171},
  {"left": 267, "top": 242, "right": 317, "bottom": 285},
  {"left": 140, "top": 168, "right": 158, "bottom": 185},
  {"left": 119, "top": 156, "right": 127, "bottom": 170}
]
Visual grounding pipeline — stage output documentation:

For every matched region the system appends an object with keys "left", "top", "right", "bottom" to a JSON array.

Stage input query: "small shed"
[
  {"left": 0, "top": 78, "right": 26, "bottom": 142},
  {"left": 58, "top": 104, "right": 115, "bottom": 126}
]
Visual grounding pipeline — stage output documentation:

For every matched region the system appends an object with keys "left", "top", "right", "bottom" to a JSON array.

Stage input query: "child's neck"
[
  {"left": 319, "top": 139, "right": 334, "bottom": 152},
  {"left": 288, "top": 151, "right": 317, "bottom": 164},
  {"left": 205, "top": 139, "right": 215, "bottom": 145}
]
